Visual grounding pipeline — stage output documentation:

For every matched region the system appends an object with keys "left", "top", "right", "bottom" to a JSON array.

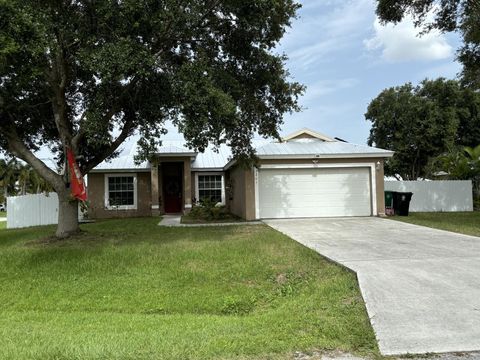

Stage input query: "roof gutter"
[
  {"left": 90, "top": 168, "right": 151, "bottom": 173},
  {"left": 154, "top": 152, "right": 197, "bottom": 158}
]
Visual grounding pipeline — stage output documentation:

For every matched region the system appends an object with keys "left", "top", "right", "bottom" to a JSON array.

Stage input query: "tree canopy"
[
  {"left": 376, "top": 0, "right": 480, "bottom": 88},
  {"left": 365, "top": 78, "right": 480, "bottom": 180},
  {"left": 0, "top": 0, "right": 303, "bottom": 237}
]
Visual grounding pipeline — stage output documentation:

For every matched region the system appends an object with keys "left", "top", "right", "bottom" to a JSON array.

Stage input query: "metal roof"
[
  {"left": 156, "top": 143, "right": 196, "bottom": 156},
  {"left": 93, "top": 136, "right": 149, "bottom": 172},
  {"left": 256, "top": 139, "right": 393, "bottom": 158},
  {"left": 191, "top": 144, "right": 231, "bottom": 170},
  {"left": 92, "top": 132, "right": 392, "bottom": 172}
]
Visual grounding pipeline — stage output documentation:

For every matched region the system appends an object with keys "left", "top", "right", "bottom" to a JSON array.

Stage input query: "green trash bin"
[{"left": 384, "top": 191, "right": 395, "bottom": 215}]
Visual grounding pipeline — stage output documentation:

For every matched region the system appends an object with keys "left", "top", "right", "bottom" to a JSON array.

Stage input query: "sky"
[
  {"left": 273, "top": 0, "right": 462, "bottom": 145},
  {"left": 14, "top": 0, "right": 463, "bottom": 163}
]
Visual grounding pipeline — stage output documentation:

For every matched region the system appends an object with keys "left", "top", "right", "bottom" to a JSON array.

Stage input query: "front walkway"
[{"left": 264, "top": 217, "right": 480, "bottom": 356}]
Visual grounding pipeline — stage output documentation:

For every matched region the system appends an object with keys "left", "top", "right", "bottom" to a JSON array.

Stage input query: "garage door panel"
[{"left": 258, "top": 167, "right": 372, "bottom": 218}]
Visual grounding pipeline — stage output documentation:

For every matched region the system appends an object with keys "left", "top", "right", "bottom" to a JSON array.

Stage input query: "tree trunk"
[{"left": 56, "top": 192, "right": 80, "bottom": 238}]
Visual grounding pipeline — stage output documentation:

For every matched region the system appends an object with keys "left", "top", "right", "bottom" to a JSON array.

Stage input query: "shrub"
[{"left": 189, "top": 198, "right": 232, "bottom": 221}]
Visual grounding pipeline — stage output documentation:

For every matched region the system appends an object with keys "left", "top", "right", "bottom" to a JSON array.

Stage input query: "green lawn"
[
  {"left": 0, "top": 211, "right": 6, "bottom": 217},
  {"left": 391, "top": 212, "right": 480, "bottom": 237},
  {"left": 0, "top": 218, "right": 377, "bottom": 360},
  {"left": 0, "top": 222, "right": 5, "bottom": 230}
]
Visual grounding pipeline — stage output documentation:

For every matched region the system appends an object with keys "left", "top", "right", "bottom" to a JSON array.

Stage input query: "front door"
[{"left": 163, "top": 163, "right": 183, "bottom": 213}]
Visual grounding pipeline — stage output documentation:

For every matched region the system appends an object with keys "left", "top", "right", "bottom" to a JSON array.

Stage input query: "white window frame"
[
  {"left": 104, "top": 173, "right": 138, "bottom": 210},
  {"left": 195, "top": 172, "right": 225, "bottom": 205}
]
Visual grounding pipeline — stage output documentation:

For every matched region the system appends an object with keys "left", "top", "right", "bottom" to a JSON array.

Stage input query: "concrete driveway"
[{"left": 264, "top": 217, "right": 480, "bottom": 356}]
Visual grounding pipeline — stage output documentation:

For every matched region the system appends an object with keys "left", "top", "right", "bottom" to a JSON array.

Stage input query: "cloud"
[
  {"left": 280, "top": 0, "right": 375, "bottom": 68},
  {"left": 301, "top": 78, "right": 359, "bottom": 105},
  {"left": 364, "top": 16, "right": 452, "bottom": 62}
]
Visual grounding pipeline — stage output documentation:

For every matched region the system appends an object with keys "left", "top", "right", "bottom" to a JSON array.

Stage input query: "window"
[
  {"left": 197, "top": 174, "right": 224, "bottom": 204},
  {"left": 104, "top": 174, "right": 137, "bottom": 210}
]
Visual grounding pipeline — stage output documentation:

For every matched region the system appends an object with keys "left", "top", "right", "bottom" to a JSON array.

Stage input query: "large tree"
[
  {"left": 0, "top": 0, "right": 304, "bottom": 237},
  {"left": 365, "top": 78, "right": 480, "bottom": 180},
  {"left": 376, "top": 0, "right": 480, "bottom": 88}
]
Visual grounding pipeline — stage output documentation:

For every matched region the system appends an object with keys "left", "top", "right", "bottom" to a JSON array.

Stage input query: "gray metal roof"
[
  {"left": 192, "top": 144, "right": 231, "bottom": 170},
  {"left": 93, "top": 134, "right": 392, "bottom": 172},
  {"left": 256, "top": 138, "right": 393, "bottom": 158},
  {"left": 156, "top": 143, "right": 195, "bottom": 155},
  {"left": 93, "top": 136, "right": 149, "bottom": 171}
]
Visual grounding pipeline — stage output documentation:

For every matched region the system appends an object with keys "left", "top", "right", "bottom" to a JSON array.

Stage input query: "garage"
[{"left": 257, "top": 166, "right": 373, "bottom": 218}]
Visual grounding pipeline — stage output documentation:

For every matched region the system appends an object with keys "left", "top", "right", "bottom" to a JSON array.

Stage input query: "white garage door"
[{"left": 258, "top": 167, "right": 372, "bottom": 218}]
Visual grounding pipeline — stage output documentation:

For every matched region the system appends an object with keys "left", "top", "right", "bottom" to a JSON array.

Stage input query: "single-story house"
[{"left": 87, "top": 128, "right": 393, "bottom": 220}]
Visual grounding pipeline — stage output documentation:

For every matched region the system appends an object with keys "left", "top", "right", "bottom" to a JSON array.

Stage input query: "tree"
[
  {"left": 375, "top": 0, "right": 480, "bottom": 88},
  {"left": 365, "top": 78, "right": 480, "bottom": 180},
  {"left": 456, "top": 86, "right": 480, "bottom": 147},
  {"left": 16, "top": 163, "right": 54, "bottom": 195},
  {"left": 0, "top": 1, "right": 304, "bottom": 238},
  {"left": 0, "top": 158, "right": 22, "bottom": 201}
]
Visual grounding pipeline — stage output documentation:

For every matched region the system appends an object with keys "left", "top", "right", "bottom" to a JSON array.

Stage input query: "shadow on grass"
[{"left": 7, "top": 218, "right": 270, "bottom": 271}]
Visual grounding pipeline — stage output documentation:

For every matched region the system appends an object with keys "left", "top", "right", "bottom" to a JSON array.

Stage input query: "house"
[{"left": 87, "top": 128, "right": 394, "bottom": 220}]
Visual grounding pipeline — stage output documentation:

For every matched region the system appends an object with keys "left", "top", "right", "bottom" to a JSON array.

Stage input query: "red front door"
[
  {"left": 162, "top": 163, "right": 183, "bottom": 213},
  {"left": 164, "top": 176, "right": 182, "bottom": 213}
]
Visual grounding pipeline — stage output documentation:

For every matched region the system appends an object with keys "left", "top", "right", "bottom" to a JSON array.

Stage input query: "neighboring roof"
[
  {"left": 282, "top": 128, "right": 335, "bottom": 142},
  {"left": 92, "top": 130, "right": 393, "bottom": 172}
]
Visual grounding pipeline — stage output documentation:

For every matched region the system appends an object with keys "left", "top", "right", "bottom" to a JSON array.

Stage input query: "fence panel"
[
  {"left": 7, "top": 193, "right": 59, "bottom": 229},
  {"left": 384, "top": 180, "right": 473, "bottom": 212}
]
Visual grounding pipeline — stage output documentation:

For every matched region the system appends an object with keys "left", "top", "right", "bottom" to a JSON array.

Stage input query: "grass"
[
  {"left": 0, "top": 218, "right": 378, "bottom": 360},
  {"left": 391, "top": 212, "right": 480, "bottom": 237},
  {"left": 0, "top": 222, "right": 5, "bottom": 230},
  {"left": 0, "top": 211, "right": 6, "bottom": 217}
]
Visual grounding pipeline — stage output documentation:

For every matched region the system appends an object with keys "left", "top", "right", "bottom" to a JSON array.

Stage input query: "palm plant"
[
  {"left": 430, "top": 144, "right": 480, "bottom": 209},
  {"left": 464, "top": 145, "right": 480, "bottom": 201},
  {"left": 0, "top": 158, "right": 21, "bottom": 200}
]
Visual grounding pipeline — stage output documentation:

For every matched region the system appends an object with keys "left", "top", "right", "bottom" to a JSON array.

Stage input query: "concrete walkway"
[{"left": 264, "top": 217, "right": 480, "bottom": 356}]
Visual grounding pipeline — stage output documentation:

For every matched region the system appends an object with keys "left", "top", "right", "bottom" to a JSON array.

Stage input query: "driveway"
[{"left": 264, "top": 217, "right": 480, "bottom": 356}]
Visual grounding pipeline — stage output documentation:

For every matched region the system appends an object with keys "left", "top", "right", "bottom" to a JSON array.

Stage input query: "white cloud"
[
  {"left": 280, "top": 0, "right": 375, "bottom": 68},
  {"left": 364, "top": 16, "right": 452, "bottom": 62},
  {"left": 301, "top": 78, "right": 359, "bottom": 105}
]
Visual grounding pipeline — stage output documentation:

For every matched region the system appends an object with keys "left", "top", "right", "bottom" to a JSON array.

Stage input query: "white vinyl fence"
[
  {"left": 7, "top": 192, "right": 59, "bottom": 229},
  {"left": 6, "top": 192, "right": 85, "bottom": 229},
  {"left": 385, "top": 180, "right": 473, "bottom": 212}
]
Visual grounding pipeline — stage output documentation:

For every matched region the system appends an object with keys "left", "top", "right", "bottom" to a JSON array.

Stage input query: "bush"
[{"left": 188, "top": 198, "right": 232, "bottom": 221}]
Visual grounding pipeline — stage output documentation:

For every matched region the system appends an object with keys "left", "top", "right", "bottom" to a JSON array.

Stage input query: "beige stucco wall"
[
  {"left": 87, "top": 172, "right": 152, "bottom": 219},
  {"left": 227, "top": 165, "right": 248, "bottom": 219}
]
